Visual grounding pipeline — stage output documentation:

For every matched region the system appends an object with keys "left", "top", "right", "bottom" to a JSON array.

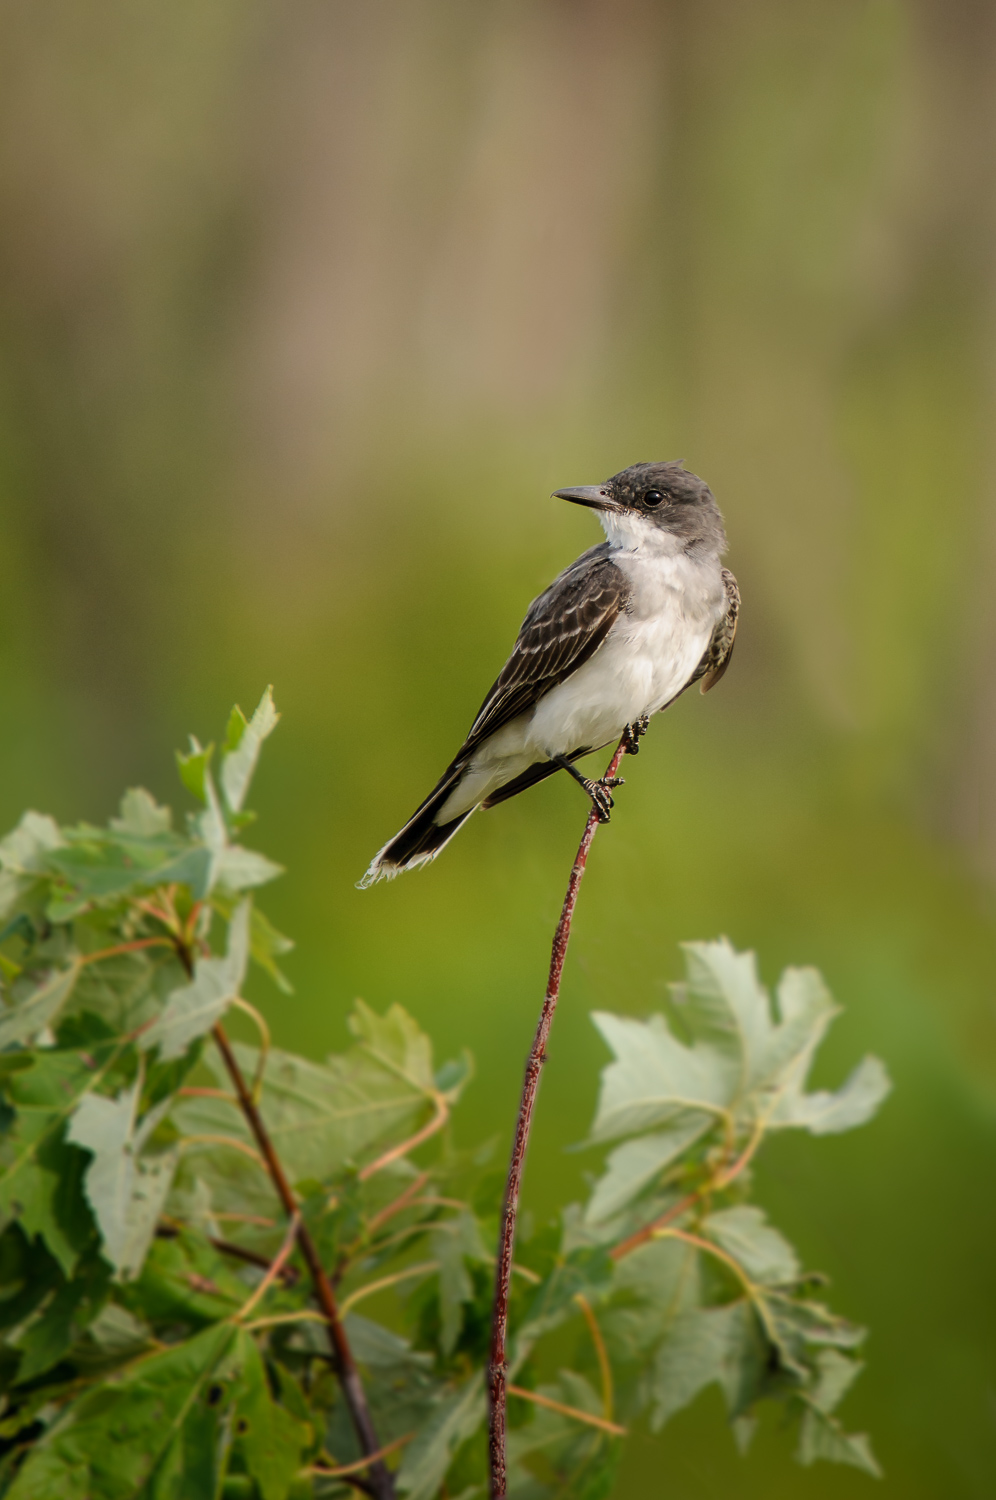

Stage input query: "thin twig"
[
  {"left": 305, "top": 1432, "right": 413, "bottom": 1479},
  {"left": 506, "top": 1385, "right": 626, "bottom": 1437},
  {"left": 363, "top": 1172, "right": 432, "bottom": 1237},
  {"left": 488, "top": 736, "right": 628, "bottom": 1499},
  {"left": 610, "top": 1107, "right": 773, "bottom": 1261},
  {"left": 358, "top": 1091, "right": 449, "bottom": 1181},
  {"left": 178, "top": 1086, "right": 238, "bottom": 1102},
  {"left": 609, "top": 1189, "right": 699, "bottom": 1261},
  {"left": 573, "top": 1294, "right": 613, "bottom": 1421},
  {"left": 235, "top": 1212, "right": 300, "bottom": 1321},
  {"left": 211, "top": 1023, "right": 396, "bottom": 1500},
  {"left": 337, "top": 1261, "right": 439, "bottom": 1317},
  {"left": 229, "top": 995, "right": 271, "bottom": 1102},
  {"left": 78, "top": 937, "right": 175, "bottom": 966},
  {"left": 243, "top": 1310, "right": 329, "bottom": 1332},
  {"left": 179, "top": 1134, "right": 266, "bottom": 1167}
]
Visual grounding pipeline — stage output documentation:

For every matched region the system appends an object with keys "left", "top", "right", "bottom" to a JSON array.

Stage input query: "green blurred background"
[{"left": 1, "top": 0, "right": 995, "bottom": 1493}]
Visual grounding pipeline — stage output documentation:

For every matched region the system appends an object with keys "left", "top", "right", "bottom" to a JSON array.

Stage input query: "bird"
[{"left": 360, "top": 460, "right": 738, "bottom": 886}]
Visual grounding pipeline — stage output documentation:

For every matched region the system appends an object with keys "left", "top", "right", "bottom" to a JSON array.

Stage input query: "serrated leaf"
[
  {"left": 67, "top": 1073, "right": 178, "bottom": 1279},
  {"left": 0, "top": 811, "right": 64, "bottom": 872},
  {"left": 0, "top": 964, "right": 79, "bottom": 1050},
  {"left": 213, "top": 845, "right": 284, "bottom": 892},
  {"left": 429, "top": 1210, "right": 489, "bottom": 1356},
  {"left": 140, "top": 900, "right": 250, "bottom": 1061},
  {"left": 231, "top": 1330, "right": 311, "bottom": 1500},
  {"left": 586, "top": 1010, "right": 727, "bottom": 1145},
  {"left": 225, "top": 704, "right": 248, "bottom": 753},
  {"left": 5, "top": 1320, "right": 238, "bottom": 1500},
  {"left": 396, "top": 1374, "right": 486, "bottom": 1500},
  {"left": 518, "top": 1246, "right": 615, "bottom": 1353},
  {"left": 0, "top": 1049, "right": 107, "bottom": 1274},
  {"left": 703, "top": 1206, "right": 800, "bottom": 1286},
  {"left": 176, "top": 738, "right": 214, "bottom": 805},
  {"left": 797, "top": 1402, "right": 882, "bottom": 1477},
  {"left": 173, "top": 1012, "right": 434, "bottom": 1189},
  {"left": 221, "top": 688, "right": 279, "bottom": 813},
  {"left": 585, "top": 1118, "right": 711, "bottom": 1224},
  {"left": 111, "top": 789, "right": 172, "bottom": 836},
  {"left": 507, "top": 1371, "right": 614, "bottom": 1496},
  {"left": 349, "top": 999, "right": 436, "bottom": 1094},
  {"left": 123, "top": 1229, "right": 247, "bottom": 1328},
  {"left": 650, "top": 1300, "right": 766, "bottom": 1427},
  {"left": 806, "top": 1347, "right": 864, "bottom": 1414},
  {"left": 12, "top": 1250, "right": 110, "bottom": 1383},
  {"left": 770, "top": 1054, "right": 892, "bottom": 1135}
]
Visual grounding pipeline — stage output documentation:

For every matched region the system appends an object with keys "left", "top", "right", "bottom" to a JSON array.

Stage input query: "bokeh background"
[{"left": 1, "top": 0, "right": 996, "bottom": 1493}]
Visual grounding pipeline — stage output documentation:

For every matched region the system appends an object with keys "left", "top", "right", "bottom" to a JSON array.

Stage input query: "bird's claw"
[
  {"left": 623, "top": 716, "right": 651, "bottom": 755},
  {"left": 585, "top": 776, "right": 624, "bottom": 823}
]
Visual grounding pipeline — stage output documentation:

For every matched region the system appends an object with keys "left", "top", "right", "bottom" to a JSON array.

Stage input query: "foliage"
[{"left": 0, "top": 692, "right": 890, "bottom": 1497}]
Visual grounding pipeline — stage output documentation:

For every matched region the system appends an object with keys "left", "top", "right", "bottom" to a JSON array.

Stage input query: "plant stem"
[
  {"left": 488, "top": 737, "right": 627, "bottom": 1499},
  {"left": 211, "top": 1023, "right": 396, "bottom": 1500}
]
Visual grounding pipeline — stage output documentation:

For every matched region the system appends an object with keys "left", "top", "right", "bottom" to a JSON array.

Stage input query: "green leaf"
[
  {"left": 122, "top": 1229, "right": 247, "bottom": 1329},
  {"left": 0, "top": 811, "right": 64, "bottom": 873},
  {"left": 230, "top": 1330, "right": 311, "bottom": 1500},
  {"left": 176, "top": 738, "right": 215, "bottom": 805},
  {"left": 518, "top": 1247, "right": 615, "bottom": 1353},
  {"left": 224, "top": 705, "right": 249, "bottom": 754},
  {"left": 702, "top": 1206, "right": 800, "bottom": 1286},
  {"left": 12, "top": 1249, "right": 111, "bottom": 1383},
  {"left": 507, "top": 1371, "right": 618, "bottom": 1499},
  {"left": 0, "top": 963, "right": 80, "bottom": 1050},
  {"left": 213, "top": 846, "right": 284, "bottom": 893},
  {"left": 249, "top": 906, "right": 294, "bottom": 993},
  {"left": 173, "top": 1002, "right": 437, "bottom": 1189},
  {"left": 805, "top": 1347, "right": 863, "bottom": 1414},
  {"left": 5, "top": 1320, "right": 239, "bottom": 1500},
  {"left": 220, "top": 688, "right": 279, "bottom": 814},
  {"left": 585, "top": 1009, "right": 726, "bottom": 1146},
  {"left": 0, "top": 1048, "right": 107, "bottom": 1274},
  {"left": 67, "top": 1071, "right": 178, "bottom": 1279},
  {"left": 429, "top": 1210, "right": 489, "bottom": 1356},
  {"left": 769, "top": 1054, "right": 892, "bottom": 1135},
  {"left": 140, "top": 900, "right": 250, "bottom": 1061},
  {"left": 650, "top": 1300, "right": 766, "bottom": 1427},
  {"left": 584, "top": 1119, "right": 711, "bottom": 1224},
  {"left": 396, "top": 1374, "right": 486, "bottom": 1500},
  {"left": 798, "top": 1401, "right": 882, "bottom": 1477},
  {"left": 110, "top": 789, "right": 173, "bottom": 837},
  {"left": 348, "top": 999, "right": 436, "bottom": 1094}
]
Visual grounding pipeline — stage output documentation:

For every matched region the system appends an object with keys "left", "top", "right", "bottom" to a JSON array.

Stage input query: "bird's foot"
[
  {"left": 583, "top": 775, "right": 625, "bottom": 823},
  {"left": 622, "top": 716, "right": 651, "bottom": 755}
]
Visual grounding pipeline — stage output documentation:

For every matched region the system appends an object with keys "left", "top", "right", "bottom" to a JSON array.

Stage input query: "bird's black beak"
[{"left": 552, "top": 485, "right": 622, "bottom": 513}]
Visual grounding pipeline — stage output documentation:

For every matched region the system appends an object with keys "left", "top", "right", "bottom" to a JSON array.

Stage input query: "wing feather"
[
  {"left": 461, "top": 548, "right": 630, "bottom": 754},
  {"left": 695, "top": 568, "right": 740, "bottom": 693}
]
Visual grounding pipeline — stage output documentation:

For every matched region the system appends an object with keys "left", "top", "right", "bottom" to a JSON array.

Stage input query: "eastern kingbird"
[{"left": 360, "top": 461, "right": 738, "bottom": 886}]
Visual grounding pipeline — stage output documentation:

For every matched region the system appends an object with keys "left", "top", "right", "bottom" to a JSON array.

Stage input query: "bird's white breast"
[{"left": 525, "top": 545, "right": 725, "bottom": 759}]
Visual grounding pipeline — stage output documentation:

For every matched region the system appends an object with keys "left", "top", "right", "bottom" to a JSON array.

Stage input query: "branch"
[
  {"left": 488, "top": 736, "right": 628, "bottom": 1499},
  {"left": 211, "top": 1023, "right": 396, "bottom": 1500}
]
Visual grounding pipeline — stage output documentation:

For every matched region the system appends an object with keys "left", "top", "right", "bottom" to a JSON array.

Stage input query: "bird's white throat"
[{"left": 598, "top": 508, "right": 688, "bottom": 555}]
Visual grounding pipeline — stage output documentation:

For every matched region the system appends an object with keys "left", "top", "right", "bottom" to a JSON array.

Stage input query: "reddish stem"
[
  {"left": 211, "top": 1024, "right": 395, "bottom": 1500},
  {"left": 488, "top": 738, "right": 627, "bottom": 1498}
]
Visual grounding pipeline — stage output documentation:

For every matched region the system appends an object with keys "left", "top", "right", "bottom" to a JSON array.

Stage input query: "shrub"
[{"left": 0, "top": 692, "right": 890, "bottom": 1498}]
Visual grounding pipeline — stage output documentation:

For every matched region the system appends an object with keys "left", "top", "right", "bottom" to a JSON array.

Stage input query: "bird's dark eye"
[{"left": 643, "top": 489, "right": 667, "bottom": 507}]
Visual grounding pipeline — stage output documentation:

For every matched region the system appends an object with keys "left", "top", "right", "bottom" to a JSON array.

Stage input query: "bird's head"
[{"left": 553, "top": 461, "right": 725, "bottom": 555}]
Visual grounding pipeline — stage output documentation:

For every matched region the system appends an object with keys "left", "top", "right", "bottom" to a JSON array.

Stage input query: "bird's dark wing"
[
  {"left": 695, "top": 568, "right": 740, "bottom": 693},
  {"left": 460, "top": 548, "right": 630, "bottom": 755}
]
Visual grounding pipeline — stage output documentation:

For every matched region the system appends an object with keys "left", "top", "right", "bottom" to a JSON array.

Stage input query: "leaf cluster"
[{"left": 0, "top": 693, "right": 890, "bottom": 1497}]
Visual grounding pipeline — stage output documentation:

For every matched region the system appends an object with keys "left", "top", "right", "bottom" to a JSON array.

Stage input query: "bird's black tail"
[{"left": 358, "top": 765, "right": 474, "bottom": 887}]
